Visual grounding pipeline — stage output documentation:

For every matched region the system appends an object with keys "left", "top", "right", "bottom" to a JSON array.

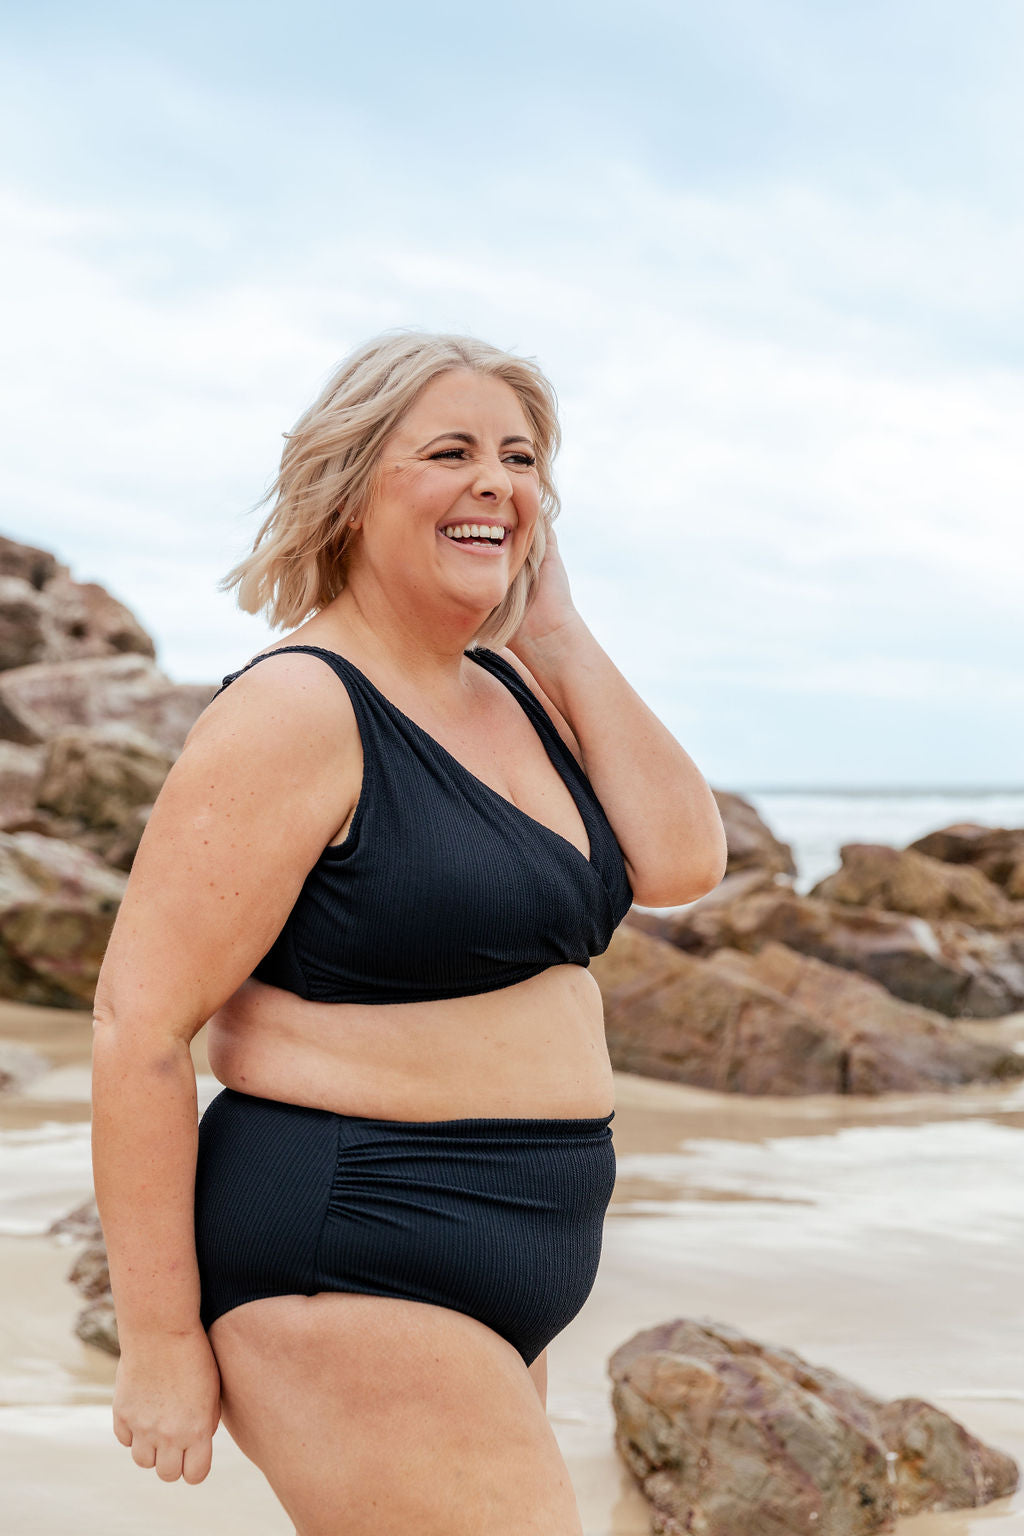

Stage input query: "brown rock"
[
  {"left": 75, "top": 1297, "right": 119, "bottom": 1356},
  {"left": 593, "top": 924, "right": 845, "bottom": 1094},
  {"left": 594, "top": 926, "right": 1023, "bottom": 1095},
  {"left": 714, "top": 789, "right": 797, "bottom": 877},
  {"left": 0, "top": 654, "right": 216, "bottom": 753},
  {"left": 36, "top": 725, "right": 172, "bottom": 830},
  {"left": 708, "top": 943, "right": 1024, "bottom": 1092},
  {"left": 0, "top": 831, "right": 127, "bottom": 1006},
  {"left": 910, "top": 823, "right": 1024, "bottom": 901},
  {"left": 810, "top": 842, "right": 1017, "bottom": 930},
  {"left": 0, "top": 740, "right": 44, "bottom": 828},
  {"left": 652, "top": 880, "right": 1024, "bottom": 1019},
  {"left": 0, "top": 533, "right": 154, "bottom": 671},
  {"left": 608, "top": 1318, "right": 1018, "bottom": 1536},
  {"left": 49, "top": 1198, "right": 103, "bottom": 1242},
  {"left": 0, "top": 1039, "right": 50, "bottom": 1092}
]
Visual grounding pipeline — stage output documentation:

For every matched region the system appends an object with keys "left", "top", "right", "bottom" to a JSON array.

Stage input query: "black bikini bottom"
[{"left": 194, "top": 1088, "right": 616, "bottom": 1368}]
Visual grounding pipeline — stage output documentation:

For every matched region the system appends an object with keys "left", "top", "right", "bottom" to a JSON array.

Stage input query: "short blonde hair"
[{"left": 220, "top": 330, "right": 562, "bottom": 649}]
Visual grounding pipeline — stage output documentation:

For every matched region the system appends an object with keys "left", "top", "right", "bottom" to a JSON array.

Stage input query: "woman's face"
[{"left": 355, "top": 369, "right": 542, "bottom": 623}]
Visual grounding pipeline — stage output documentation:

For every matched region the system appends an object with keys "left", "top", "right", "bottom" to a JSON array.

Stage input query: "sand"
[{"left": 2, "top": 998, "right": 1023, "bottom": 1535}]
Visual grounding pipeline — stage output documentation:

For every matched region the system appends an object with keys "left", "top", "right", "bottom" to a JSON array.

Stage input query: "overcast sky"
[{"left": 2, "top": 0, "right": 1021, "bottom": 789}]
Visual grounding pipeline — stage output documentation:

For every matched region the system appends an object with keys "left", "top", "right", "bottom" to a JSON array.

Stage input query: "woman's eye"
[
  {"left": 430, "top": 448, "right": 466, "bottom": 460},
  {"left": 507, "top": 452, "right": 537, "bottom": 467}
]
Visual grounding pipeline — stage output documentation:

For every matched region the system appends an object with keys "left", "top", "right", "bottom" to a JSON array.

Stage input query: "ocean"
[{"left": 731, "top": 787, "right": 1024, "bottom": 895}]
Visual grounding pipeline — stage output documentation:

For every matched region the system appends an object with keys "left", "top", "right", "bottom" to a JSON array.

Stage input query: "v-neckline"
[{"left": 276, "top": 643, "right": 599, "bottom": 871}]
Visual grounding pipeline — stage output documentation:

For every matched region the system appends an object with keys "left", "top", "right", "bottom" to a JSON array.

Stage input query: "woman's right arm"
[{"left": 91, "top": 652, "right": 362, "bottom": 1484}]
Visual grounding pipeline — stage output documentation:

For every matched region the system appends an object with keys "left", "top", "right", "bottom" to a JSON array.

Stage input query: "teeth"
[{"left": 443, "top": 523, "right": 505, "bottom": 542}]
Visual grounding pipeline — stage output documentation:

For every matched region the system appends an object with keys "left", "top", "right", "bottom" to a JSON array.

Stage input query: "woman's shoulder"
[{"left": 184, "top": 643, "right": 361, "bottom": 758}]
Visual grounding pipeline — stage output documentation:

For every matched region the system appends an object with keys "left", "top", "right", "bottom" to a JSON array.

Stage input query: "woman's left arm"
[{"left": 505, "top": 528, "right": 728, "bottom": 909}]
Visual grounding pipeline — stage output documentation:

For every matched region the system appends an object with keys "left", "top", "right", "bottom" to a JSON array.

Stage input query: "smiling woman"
[{"left": 90, "top": 329, "right": 727, "bottom": 1535}]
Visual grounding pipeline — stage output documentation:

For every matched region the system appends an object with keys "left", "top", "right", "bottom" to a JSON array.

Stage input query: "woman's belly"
[{"left": 204, "top": 963, "right": 614, "bottom": 1120}]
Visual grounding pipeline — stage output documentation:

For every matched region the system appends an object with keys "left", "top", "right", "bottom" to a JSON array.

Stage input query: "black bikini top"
[{"left": 214, "top": 644, "right": 633, "bottom": 1004}]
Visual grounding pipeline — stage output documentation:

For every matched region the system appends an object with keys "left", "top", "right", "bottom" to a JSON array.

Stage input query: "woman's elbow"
[{"left": 627, "top": 852, "right": 728, "bottom": 910}]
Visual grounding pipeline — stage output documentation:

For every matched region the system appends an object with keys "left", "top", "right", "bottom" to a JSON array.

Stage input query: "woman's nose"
[{"left": 473, "top": 458, "right": 513, "bottom": 502}]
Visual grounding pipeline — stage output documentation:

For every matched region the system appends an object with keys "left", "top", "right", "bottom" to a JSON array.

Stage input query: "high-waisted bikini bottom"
[{"left": 194, "top": 1088, "right": 616, "bottom": 1368}]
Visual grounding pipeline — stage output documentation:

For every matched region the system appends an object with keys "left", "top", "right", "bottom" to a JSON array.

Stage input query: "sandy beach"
[{"left": 3, "top": 998, "right": 1023, "bottom": 1536}]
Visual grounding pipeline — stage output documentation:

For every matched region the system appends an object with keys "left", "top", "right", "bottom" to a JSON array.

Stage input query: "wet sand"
[{"left": 2, "top": 1000, "right": 1023, "bottom": 1535}]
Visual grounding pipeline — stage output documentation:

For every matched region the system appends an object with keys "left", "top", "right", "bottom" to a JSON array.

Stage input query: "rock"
[
  {"left": 0, "top": 654, "right": 216, "bottom": 753},
  {"left": 608, "top": 1317, "right": 1019, "bottom": 1535},
  {"left": 714, "top": 789, "right": 797, "bottom": 878},
  {"left": 53, "top": 1200, "right": 120, "bottom": 1356},
  {"left": 641, "top": 880, "right": 1024, "bottom": 1019},
  {"left": 708, "top": 943, "right": 1024, "bottom": 1092},
  {"left": 49, "top": 1198, "right": 103, "bottom": 1242},
  {"left": 910, "top": 823, "right": 1024, "bottom": 901},
  {"left": 810, "top": 842, "right": 1020, "bottom": 930},
  {"left": 0, "top": 532, "right": 154, "bottom": 671},
  {"left": 75, "top": 1297, "right": 119, "bottom": 1355},
  {"left": 0, "top": 740, "right": 45, "bottom": 829},
  {"left": 593, "top": 924, "right": 845, "bottom": 1094},
  {"left": 0, "top": 831, "right": 127, "bottom": 1006},
  {"left": 36, "top": 725, "right": 172, "bottom": 830},
  {"left": 592, "top": 926, "right": 1024, "bottom": 1095}
]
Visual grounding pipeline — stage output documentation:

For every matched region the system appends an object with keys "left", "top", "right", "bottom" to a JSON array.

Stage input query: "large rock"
[
  {"left": 609, "top": 1318, "right": 1018, "bottom": 1536},
  {"left": 0, "top": 654, "right": 217, "bottom": 753},
  {"left": 591, "top": 926, "right": 1023, "bottom": 1095},
  {"left": 632, "top": 879, "right": 1024, "bottom": 1019},
  {"left": 0, "top": 831, "right": 127, "bottom": 1006},
  {"left": 810, "top": 842, "right": 1021, "bottom": 930},
  {"left": 0, "top": 533, "right": 154, "bottom": 671},
  {"left": 36, "top": 725, "right": 172, "bottom": 830},
  {"left": 910, "top": 823, "right": 1024, "bottom": 901},
  {"left": 714, "top": 789, "right": 797, "bottom": 878},
  {"left": 0, "top": 740, "right": 45, "bottom": 828}
]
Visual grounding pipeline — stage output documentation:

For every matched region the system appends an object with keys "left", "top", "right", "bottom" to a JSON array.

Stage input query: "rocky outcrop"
[
  {"left": 714, "top": 790, "right": 797, "bottom": 878},
  {"left": 0, "top": 740, "right": 45, "bottom": 830},
  {"left": 609, "top": 1318, "right": 1019, "bottom": 1535},
  {"left": 810, "top": 842, "right": 1022, "bottom": 929},
  {"left": 0, "top": 831, "right": 127, "bottom": 1006},
  {"left": 631, "top": 876, "right": 1024, "bottom": 1019},
  {"left": 0, "top": 654, "right": 216, "bottom": 754},
  {"left": 910, "top": 823, "right": 1024, "bottom": 900},
  {"left": 0, "top": 534, "right": 154, "bottom": 670},
  {"left": 591, "top": 925, "right": 1024, "bottom": 1094},
  {"left": 36, "top": 725, "right": 173, "bottom": 830}
]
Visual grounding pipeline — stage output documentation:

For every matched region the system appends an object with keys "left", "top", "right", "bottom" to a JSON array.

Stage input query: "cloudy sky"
[{"left": 2, "top": 0, "right": 1021, "bottom": 789}]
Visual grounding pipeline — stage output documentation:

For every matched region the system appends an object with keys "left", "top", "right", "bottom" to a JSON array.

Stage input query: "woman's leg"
[{"left": 210, "top": 1293, "right": 582, "bottom": 1536}]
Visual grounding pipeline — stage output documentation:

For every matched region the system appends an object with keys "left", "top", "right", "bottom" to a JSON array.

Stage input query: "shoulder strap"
[{"left": 466, "top": 647, "right": 584, "bottom": 774}]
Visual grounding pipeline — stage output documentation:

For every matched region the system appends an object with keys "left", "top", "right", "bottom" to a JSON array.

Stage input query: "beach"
[{"left": 3, "top": 997, "right": 1023, "bottom": 1535}]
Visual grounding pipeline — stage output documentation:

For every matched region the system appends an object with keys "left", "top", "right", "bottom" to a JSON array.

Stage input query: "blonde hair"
[{"left": 220, "top": 330, "right": 562, "bottom": 649}]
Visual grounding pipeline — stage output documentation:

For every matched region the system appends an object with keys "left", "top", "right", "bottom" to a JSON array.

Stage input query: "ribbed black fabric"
[
  {"left": 195, "top": 1089, "right": 616, "bottom": 1366},
  {"left": 213, "top": 644, "right": 633, "bottom": 1003}
]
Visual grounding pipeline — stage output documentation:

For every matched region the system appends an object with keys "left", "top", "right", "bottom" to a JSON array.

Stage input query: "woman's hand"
[
  {"left": 508, "top": 523, "right": 584, "bottom": 659},
  {"left": 112, "top": 1328, "right": 222, "bottom": 1485}
]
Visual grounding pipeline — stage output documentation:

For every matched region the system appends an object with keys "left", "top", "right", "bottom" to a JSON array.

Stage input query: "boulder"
[
  {"left": 714, "top": 789, "right": 797, "bottom": 878},
  {"left": 50, "top": 1200, "right": 120, "bottom": 1357},
  {"left": 707, "top": 943, "right": 1024, "bottom": 1093},
  {"left": 0, "top": 533, "right": 154, "bottom": 670},
  {"left": 810, "top": 842, "right": 1020, "bottom": 930},
  {"left": 0, "top": 831, "right": 127, "bottom": 1006},
  {"left": 634, "top": 880, "right": 1024, "bottom": 1019},
  {"left": 0, "top": 740, "right": 45, "bottom": 829},
  {"left": 0, "top": 654, "right": 216, "bottom": 753},
  {"left": 36, "top": 725, "right": 172, "bottom": 830},
  {"left": 608, "top": 1318, "right": 1018, "bottom": 1536},
  {"left": 910, "top": 823, "right": 1024, "bottom": 901},
  {"left": 591, "top": 926, "right": 1023, "bottom": 1095}
]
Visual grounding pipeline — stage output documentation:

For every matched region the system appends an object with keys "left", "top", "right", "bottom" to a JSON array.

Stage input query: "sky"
[{"left": 1, "top": 0, "right": 1021, "bottom": 789}]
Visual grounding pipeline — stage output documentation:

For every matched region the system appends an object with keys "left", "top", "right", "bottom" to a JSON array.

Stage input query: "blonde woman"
[{"left": 91, "top": 332, "right": 727, "bottom": 1535}]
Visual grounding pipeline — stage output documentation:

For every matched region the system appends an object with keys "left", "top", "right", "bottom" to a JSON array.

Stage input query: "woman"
[{"left": 91, "top": 331, "right": 727, "bottom": 1535}]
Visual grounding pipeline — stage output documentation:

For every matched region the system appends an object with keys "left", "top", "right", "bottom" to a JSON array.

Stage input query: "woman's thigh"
[{"left": 210, "top": 1293, "right": 582, "bottom": 1536}]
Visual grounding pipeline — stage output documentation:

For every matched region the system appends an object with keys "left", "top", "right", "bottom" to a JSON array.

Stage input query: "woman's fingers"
[
  {"left": 112, "top": 1413, "right": 132, "bottom": 1448},
  {"left": 182, "top": 1436, "right": 214, "bottom": 1485},
  {"left": 130, "top": 1437, "right": 157, "bottom": 1469},
  {"left": 155, "top": 1443, "right": 186, "bottom": 1482}
]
